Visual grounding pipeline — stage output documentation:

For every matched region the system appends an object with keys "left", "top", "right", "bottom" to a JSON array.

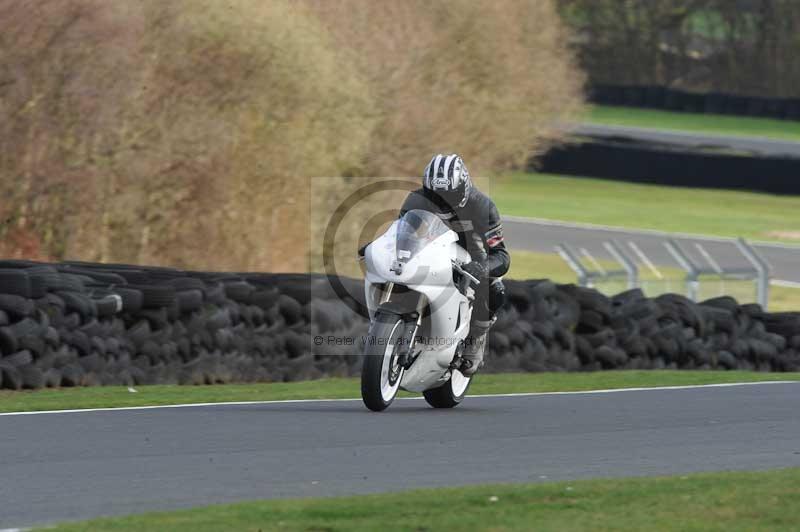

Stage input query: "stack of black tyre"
[
  {"left": 0, "top": 261, "right": 798, "bottom": 391},
  {"left": 490, "top": 280, "right": 800, "bottom": 373},
  {"left": 0, "top": 261, "right": 367, "bottom": 390}
]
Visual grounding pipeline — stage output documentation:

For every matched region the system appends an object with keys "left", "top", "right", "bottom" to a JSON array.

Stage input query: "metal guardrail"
[
  {"left": 735, "top": 238, "right": 771, "bottom": 308},
  {"left": 556, "top": 237, "right": 772, "bottom": 308}
]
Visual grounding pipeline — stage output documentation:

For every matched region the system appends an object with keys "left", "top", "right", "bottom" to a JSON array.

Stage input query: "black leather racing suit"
[{"left": 399, "top": 186, "right": 509, "bottom": 323}]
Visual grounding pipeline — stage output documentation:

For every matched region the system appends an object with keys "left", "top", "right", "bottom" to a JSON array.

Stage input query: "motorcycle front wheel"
[
  {"left": 423, "top": 369, "right": 471, "bottom": 408},
  {"left": 361, "top": 313, "right": 406, "bottom": 412}
]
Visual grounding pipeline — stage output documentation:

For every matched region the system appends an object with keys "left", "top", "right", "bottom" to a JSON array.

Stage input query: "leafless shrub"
[
  {"left": 0, "top": 0, "right": 583, "bottom": 270},
  {"left": 304, "top": 0, "right": 584, "bottom": 176}
]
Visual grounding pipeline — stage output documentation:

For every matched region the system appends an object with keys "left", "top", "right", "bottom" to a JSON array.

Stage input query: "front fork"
[{"left": 380, "top": 283, "right": 426, "bottom": 369}]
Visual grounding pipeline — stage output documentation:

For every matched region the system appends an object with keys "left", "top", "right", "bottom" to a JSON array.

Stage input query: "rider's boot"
[{"left": 461, "top": 317, "right": 495, "bottom": 376}]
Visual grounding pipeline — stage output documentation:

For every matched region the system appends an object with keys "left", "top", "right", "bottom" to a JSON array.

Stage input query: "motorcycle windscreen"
[{"left": 395, "top": 209, "right": 449, "bottom": 263}]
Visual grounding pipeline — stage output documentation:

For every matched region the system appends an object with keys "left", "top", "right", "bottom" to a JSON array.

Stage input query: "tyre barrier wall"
[
  {"left": 0, "top": 260, "right": 798, "bottom": 390},
  {"left": 537, "top": 140, "right": 800, "bottom": 195},
  {"left": 589, "top": 84, "right": 800, "bottom": 121}
]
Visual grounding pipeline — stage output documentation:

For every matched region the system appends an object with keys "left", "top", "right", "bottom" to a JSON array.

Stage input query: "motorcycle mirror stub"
[{"left": 390, "top": 260, "right": 404, "bottom": 275}]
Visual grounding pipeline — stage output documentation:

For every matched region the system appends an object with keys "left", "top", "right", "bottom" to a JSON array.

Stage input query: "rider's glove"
[{"left": 462, "top": 260, "right": 488, "bottom": 281}]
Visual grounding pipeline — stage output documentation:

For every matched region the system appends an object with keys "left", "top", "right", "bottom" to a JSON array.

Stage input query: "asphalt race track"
[
  {"left": 502, "top": 217, "right": 800, "bottom": 284},
  {"left": 2, "top": 382, "right": 799, "bottom": 528}
]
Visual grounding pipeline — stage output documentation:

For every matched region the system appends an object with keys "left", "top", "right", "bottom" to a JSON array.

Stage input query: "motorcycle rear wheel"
[
  {"left": 361, "top": 313, "right": 406, "bottom": 412},
  {"left": 423, "top": 369, "right": 471, "bottom": 408}
]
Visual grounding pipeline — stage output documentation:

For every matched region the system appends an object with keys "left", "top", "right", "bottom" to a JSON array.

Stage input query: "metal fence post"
[
  {"left": 664, "top": 239, "right": 700, "bottom": 301},
  {"left": 694, "top": 243, "right": 725, "bottom": 296},
  {"left": 735, "top": 238, "right": 772, "bottom": 309},
  {"left": 604, "top": 240, "right": 639, "bottom": 289},
  {"left": 555, "top": 244, "right": 590, "bottom": 287}
]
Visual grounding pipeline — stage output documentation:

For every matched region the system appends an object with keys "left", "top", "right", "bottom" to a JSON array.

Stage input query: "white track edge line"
[
  {"left": 502, "top": 215, "right": 800, "bottom": 251},
  {"left": 467, "top": 380, "right": 798, "bottom": 398},
  {"left": 0, "top": 397, "right": 364, "bottom": 416},
  {"left": 0, "top": 381, "right": 796, "bottom": 417},
  {"left": 772, "top": 279, "right": 800, "bottom": 289}
]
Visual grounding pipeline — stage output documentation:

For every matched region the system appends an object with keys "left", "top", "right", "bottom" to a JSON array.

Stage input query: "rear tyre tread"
[{"left": 423, "top": 371, "right": 471, "bottom": 409}]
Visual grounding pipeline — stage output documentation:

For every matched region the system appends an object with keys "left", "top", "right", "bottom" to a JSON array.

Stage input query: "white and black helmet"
[{"left": 422, "top": 153, "right": 472, "bottom": 209}]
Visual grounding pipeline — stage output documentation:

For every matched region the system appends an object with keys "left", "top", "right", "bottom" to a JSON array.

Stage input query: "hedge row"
[{"left": 0, "top": 261, "right": 798, "bottom": 390}]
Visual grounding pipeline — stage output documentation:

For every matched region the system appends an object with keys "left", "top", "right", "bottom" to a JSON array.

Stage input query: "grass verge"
[
  {"left": 587, "top": 105, "right": 800, "bottom": 141},
  {"left": 2, "top": 371, "right": 798, "bottom": 414},
  {"left": 47, "top": 468, "right": 800, "bottom": 531},
  {"left": 492, "top": 172, "right": 800, "bottom": 243}
]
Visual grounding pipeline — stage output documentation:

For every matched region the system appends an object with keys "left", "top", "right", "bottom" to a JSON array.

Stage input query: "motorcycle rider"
[{"left": 399, "top": 154, "right": 510, "bottom": 375}]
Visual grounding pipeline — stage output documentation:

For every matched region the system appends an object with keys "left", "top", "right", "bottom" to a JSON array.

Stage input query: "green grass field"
[
  {"left": 2, "top": 371, "right": 798, "bottom": 413},
  {"left": 588, "top": 105, "right": 800, "bottom": 141},
  {"left": 47, "top": 468, "right": 800, "bottom": 531},
  {"left": 491, "top": 172, "right": 800, "bottom": 243}
]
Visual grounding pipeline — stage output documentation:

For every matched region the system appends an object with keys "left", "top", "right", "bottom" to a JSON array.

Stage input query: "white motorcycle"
[{"left": 360, "top": 209, "right": 481, "bottom": 412}]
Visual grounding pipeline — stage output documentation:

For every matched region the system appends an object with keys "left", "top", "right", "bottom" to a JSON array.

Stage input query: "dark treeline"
[{"left": 560, "top": 0, "right": 800, "bottom": 98}]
